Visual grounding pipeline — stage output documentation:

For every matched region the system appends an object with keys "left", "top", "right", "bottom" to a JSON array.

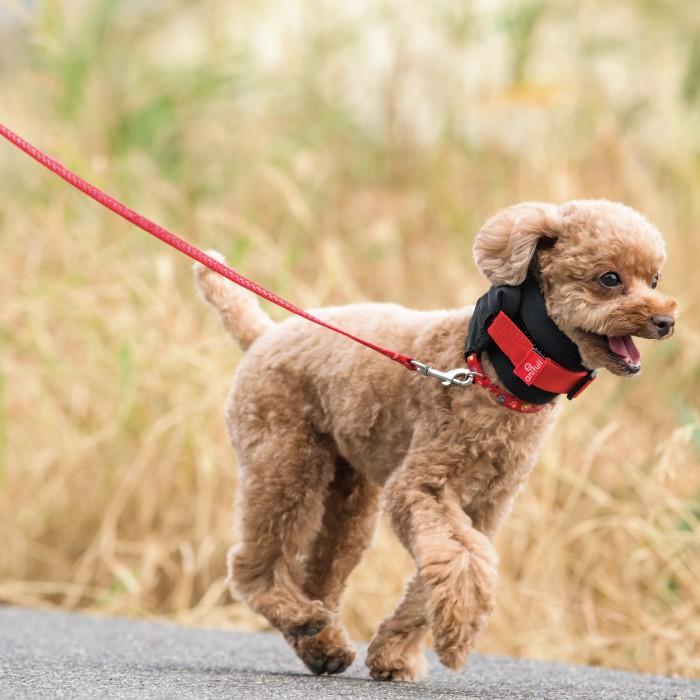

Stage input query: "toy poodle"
[{"left": 194, "top": 199, "right": 676, "bottom": 681}]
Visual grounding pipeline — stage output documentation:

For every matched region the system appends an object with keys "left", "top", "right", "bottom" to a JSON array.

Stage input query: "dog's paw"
[
  {"left": 287, "top": 618, "right": 327, "bottom": 638},
  {"left": 288, "top": 624, "right": 355, "bottom": 676},
  {"left": 429, "top": 599, "right": 476, "bottom": 671},
  {"left": 366, "top": 655, "right": 427, "bottom": 682},
  {"left": 284, "top": 600, "right": 333, "bottom": 638},
  {"left": 366, "top": 641, "right": 427, "bottom": 683},
  {"left": 423, "top": 540, "right": 496, "bottom": 672},
  {"left": 433, "top": 636, "right": 472, "bottom": 671}
]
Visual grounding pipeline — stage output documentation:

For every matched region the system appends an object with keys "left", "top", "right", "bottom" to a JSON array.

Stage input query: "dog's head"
[{"left": 472, "top": 199, "right": 677, "bottom": 375}]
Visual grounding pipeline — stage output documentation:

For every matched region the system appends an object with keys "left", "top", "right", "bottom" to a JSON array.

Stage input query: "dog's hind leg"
[
  {"left": 286, "top": 457, "right": 381, "bottom": 675},
  {"left": 226, "top": 395, "right": 337, "bottom": 639},
  {"left": 302, "top": 456, "right": 381, "bottom": 609}
]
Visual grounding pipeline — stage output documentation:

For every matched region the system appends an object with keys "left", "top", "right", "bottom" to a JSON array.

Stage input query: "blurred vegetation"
[{"left": 1, "top": 0, "right": 699, "bottom": 679}]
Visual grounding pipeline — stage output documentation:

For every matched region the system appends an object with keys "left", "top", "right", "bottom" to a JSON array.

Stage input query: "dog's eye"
[
  {"left": 599, "top": 272, "right": 622, "bottom": 288},
  {"left": 651, "top": 273, "right": 659, "bottom": 289}
]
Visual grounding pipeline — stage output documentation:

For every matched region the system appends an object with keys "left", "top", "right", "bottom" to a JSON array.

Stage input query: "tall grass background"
[{"left": 1, "top": 0, "right": 699, "bottom": 679}]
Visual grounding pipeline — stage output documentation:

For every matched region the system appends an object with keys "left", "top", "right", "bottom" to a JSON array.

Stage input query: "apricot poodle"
[{"left": 194, "top": 199, "right": 676, "bottom": 681}]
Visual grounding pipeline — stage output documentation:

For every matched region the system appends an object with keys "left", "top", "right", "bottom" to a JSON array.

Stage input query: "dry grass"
[{"left": 1, "top": 0, "right": 699, "bottom": 679}]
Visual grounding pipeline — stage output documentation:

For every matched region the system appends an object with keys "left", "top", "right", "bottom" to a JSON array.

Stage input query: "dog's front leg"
[
  {"left": 381, "top": 455, "right": 499, "bottom": 672},
  {"left": 366, "top": 573, "right": 430, "bottom": 681}
]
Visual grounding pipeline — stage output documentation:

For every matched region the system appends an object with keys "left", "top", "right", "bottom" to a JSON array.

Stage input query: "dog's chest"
[{"left": 449, "top": 405, "right": 557, "bottom": 507}]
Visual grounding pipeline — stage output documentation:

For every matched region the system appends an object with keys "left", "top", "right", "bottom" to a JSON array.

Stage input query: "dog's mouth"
[
  {"left": 572, "top": 329, "right": 643, "bottom": 375},
  {"left": 604, "top": 335, "right": 641, "bottom": 373}
]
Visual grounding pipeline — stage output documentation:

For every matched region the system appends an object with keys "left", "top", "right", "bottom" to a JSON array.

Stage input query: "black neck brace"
[{"left": 465, "top": 275, "right": 591, "bottom": 404}]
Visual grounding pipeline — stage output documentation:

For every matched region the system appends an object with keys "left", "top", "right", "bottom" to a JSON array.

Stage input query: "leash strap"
[{"left": 0, "top": 123, "right": 417, "bottom": 370}]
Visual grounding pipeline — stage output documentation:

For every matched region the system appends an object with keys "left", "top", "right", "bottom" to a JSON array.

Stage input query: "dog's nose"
[{"left": 652, "top": 314, "right": 675, "bottom": 337}]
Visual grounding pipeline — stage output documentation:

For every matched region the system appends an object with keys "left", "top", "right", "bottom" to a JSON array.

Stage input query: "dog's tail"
[{"left": 194, "top": 250, "right": 274, "bottom": 351}]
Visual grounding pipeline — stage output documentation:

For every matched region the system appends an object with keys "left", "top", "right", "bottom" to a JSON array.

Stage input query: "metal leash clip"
[{"left": 410, "top": 360, "right": 476, "bottom": 387}]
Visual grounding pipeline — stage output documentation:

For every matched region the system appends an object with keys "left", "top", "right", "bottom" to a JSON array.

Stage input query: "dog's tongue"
[{"left": 608, "top": 335, "right": 641, "bottom": 364}]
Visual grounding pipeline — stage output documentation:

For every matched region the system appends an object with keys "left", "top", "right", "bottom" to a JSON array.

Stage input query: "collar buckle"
[{"left": 566, "top": 369, "right": 597, "bottom": 400}]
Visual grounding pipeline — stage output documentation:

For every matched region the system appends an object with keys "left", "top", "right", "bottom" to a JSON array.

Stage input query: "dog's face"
[{"left": 473, "top": 200, "right": 677, "bottom": 375}]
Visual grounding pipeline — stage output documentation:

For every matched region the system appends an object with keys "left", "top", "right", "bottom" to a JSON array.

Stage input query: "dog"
[{"left": 194, "top": 199, "right": 676, "bottom": 681}]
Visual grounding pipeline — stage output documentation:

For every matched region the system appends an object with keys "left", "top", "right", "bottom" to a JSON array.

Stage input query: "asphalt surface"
[{"left": 0, "top": 607, "right": 697, "bottom": 699}]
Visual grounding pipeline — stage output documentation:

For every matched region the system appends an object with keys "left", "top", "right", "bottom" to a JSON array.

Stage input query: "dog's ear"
[{"left": 473, "top": 202, "right": 561, "bottom": 285}]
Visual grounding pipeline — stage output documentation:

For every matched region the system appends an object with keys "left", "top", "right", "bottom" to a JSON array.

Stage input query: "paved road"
[{"left": 0, "top": 607, "right": 697, "bottom": 699}]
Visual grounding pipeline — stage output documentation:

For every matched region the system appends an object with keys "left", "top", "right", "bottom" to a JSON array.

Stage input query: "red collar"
[
  {"left": 464, "top": 309, "right": 596, "bottom": 413},
  {"left": 466, "top": 353, "right": 548, "bottom": 413},
  {"left": 485, "top": 311, "right": 596, "bottom": 400}
]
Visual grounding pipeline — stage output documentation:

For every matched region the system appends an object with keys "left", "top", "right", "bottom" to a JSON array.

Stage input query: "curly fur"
[{"left": 193, "top": 199, "right": 676, "bottom": 681}]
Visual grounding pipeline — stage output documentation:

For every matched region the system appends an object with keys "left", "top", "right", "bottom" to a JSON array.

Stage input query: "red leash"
[
  {"left": 0, "top": 123, "right": 555, "bottom": 411},
  {"left": 0, "top": 123, "right": 417, "bottom": 370}
]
